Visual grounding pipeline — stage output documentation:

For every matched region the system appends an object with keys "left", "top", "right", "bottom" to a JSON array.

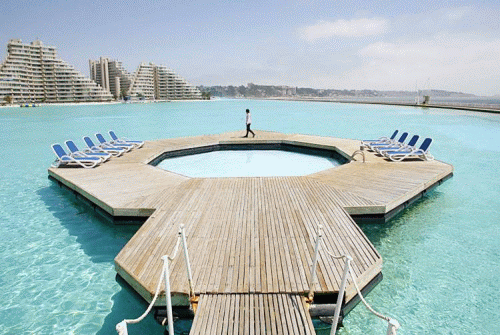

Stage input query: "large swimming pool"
[{"left": 1, "top": 99, "right": 499, "bottom": 334}]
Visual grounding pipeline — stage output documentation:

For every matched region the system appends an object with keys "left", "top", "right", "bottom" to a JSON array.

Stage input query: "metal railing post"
[
  {"left": 180, "top": 224, "right": 194, "bottom": 298},
  {"left": 351, "top": 150, "right": 366, "bottom": 162},
  {"left": 161, "top": 256, "right": 174, "bottom": 335},
  {"left": 308, "top": 225, "right": 323, "bottom": 301},
  {"left": 330, "top": 255, "right": 352, "bottom": 335}
]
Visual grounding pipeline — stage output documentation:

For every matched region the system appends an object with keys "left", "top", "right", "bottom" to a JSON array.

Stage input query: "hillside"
[{"left": 198, "top": 84, "right": 476, "bottom": 99}]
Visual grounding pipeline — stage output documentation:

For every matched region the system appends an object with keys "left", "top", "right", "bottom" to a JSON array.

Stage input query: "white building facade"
[
  {"left": 128, "top": 62, "right": 201, "bottom": 100},
  {"left": 0, "top": 39, "right": 112, "bottom": 103},
  {"left": 89, "top": 57, "right": 132, "bottom": 99},
  {"left": 154, "top": 65, "right": 202, "bottom": 100}
]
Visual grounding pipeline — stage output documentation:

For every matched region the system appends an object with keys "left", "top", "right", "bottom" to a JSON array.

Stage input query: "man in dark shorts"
[{"left": 244, "top": 108, "right": 255, "bottom": 138}]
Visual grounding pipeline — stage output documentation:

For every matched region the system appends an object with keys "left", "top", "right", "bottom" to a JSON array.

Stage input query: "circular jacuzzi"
[{"left": 152, "top": 143, "right": 348, "bottom": 178}]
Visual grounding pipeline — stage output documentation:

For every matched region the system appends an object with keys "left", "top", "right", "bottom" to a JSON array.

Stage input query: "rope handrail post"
[
  {"left": 387, "top": 319, "right": 401, "bottom": 335},
  {"left": 346, "top": 263, "right": 400, "bottom": 334},
  {"left": 330, "top": 255, "right": 352, "bottom": 335},
  {"left": 116, "top": 225, "right": 188, "bottom": 335},
  {"left": 320, "top": 240, "right": 400, "bottom": 335},
  {"left": 180, "top": 224, "right": 194, "bottom": 298},
  {"left": 162, "top": 255, "right": 175, "bottom": 335},
  {"left": 308, "top": 224, "right": 323, "bottom": 301}
]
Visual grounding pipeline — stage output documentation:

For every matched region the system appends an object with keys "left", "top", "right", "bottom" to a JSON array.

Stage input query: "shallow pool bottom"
[{"left": 153, "top": 143, "right": 347, "bottom": 178}]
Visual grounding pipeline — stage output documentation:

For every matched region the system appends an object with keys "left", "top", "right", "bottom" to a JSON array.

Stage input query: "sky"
[{"left": 0, "top": 0, "right": 499, "bottom": 96}]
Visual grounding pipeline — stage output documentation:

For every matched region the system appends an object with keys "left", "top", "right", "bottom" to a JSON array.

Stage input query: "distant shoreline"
[
  {"left": 0, "top": 99, "right": 208, "bottom": 109},
  {"left": 2, "top": 97, "right": 499, "bottom": 114},
  {"left": 0, "top": 101, "right": 121, "bottom": 108},
  {"left": 263, "top": 97, "right": 500, "bottom": 114}
]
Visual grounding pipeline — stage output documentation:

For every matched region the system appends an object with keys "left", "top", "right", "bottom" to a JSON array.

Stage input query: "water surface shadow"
[
  {"left": 97, "top": 275, "right": 166, "bottom": 335},
  {"left": 358, "top": 190, "right": 445, "bottom": 247},
  {"left": 37, "top": 182, "right": 140, "bottom": 263}
]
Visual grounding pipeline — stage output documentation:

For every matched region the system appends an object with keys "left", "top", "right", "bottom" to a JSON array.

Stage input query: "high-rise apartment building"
[
  {"left": 128, "top": 62, "right": 155, "bottom": 100},
  {"left": 0, "top": 39, "right": 112, "bottom": 103},
  {"left": 154, "top": 65, "right": 202, "bottom": 100},
  {"left": 89, "top": 57, "right": 132, "bottom": 99},
  {"left": 127, "top": 62, "right": 201, "bottom": 100},
  {"left": 90, "top": 59, "right": 201, "bottom": 101}
]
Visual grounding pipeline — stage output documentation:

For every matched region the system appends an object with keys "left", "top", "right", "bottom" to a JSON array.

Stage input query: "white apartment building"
[
  {"left": 0, "top": 39, "right": 112, "bottom": 103},
  {"left": 90, "top": 59, "right": 201, "bottom": 101},
  {"left": 128, "top": 62, "right": 156, "bottom": 100},
  {"left": 89, "top": 57, "right": 132, "bottom": 99},
  {"left": 127, "top": 62, "right": 201, "bottom": 100},
  {"left": 154, "top": 65, "right": 202, "bottom": 100}
]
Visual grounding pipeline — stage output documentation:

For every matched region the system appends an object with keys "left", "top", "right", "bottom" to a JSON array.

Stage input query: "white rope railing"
[
  {"left": 345, "top": 260, "right": 400, "bottom": 335},
  {"left": 116, "top": 225, "right": 192, "bottom": 335},
  {"left": 309, "top": 225, "right": 400, "bottom": 335},
  {"left": 116, "top": 258, "right": 168, "bottom": 335}
]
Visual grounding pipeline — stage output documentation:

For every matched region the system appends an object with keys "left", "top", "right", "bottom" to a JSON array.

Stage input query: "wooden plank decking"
[
  {"left": 47, "top": 130, "right": 453, "bottom": 334},
  {"left": 190, "top": 294, "right": 316, "bottom": 335},
  {"left": 114, "top": 176, "right": 381, "bottom": 302}
]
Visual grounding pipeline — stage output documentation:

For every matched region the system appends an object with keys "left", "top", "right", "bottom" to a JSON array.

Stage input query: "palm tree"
[{"left": 121, "top": 88, "right": 128, "bottom": 100}]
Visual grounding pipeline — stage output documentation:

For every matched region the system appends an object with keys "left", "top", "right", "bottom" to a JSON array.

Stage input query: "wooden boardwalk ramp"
[{"left": 190, "top": 293, "right": 315, "bottom": 335}]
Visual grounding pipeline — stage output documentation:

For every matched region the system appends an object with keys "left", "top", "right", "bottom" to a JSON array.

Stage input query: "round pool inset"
[{"left": 156, "top": 149, "right": 343, "bottom": 177}]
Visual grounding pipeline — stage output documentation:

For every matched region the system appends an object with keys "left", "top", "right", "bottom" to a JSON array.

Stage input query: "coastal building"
[
  {"left": 128, "top": 62, "right": 155, "bottom": 100},
  {"left": 154, "top": 64, "right": 202, "bottom": 100},
  {"left": 128, "top": 62, "right": 202, "bottom": 100},
  {"left": 0, "top": 39, "right": 112, "bottom": 103},
  {"left": 89, "top": 57, "right": 132, "bottom": 99},
  {"left": 280, "top": 85, "right": 297, "bottom": 96}
]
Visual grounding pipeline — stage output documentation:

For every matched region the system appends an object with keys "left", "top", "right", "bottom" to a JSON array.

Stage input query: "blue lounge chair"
[
  {"left": 51, "top": 144, "right": 102, "bottom": 168},
  {"left": 95, "top": 133, "right": 133, "bottom": 152},
  {"left": 65, "top": 140, "right": 112, "bottom": 162},
  {"left": 375, "top": 134, "right": 419, "bottom": 154},
  {"left": 367, "top": 132, "right": 408, "bottom": 151},
  {"left": 383, "top": 138, "right": 434, "bottom": 161},
  {"left": 361, "top": 130, "right": 398, "bottom": 148},
  {"left": 83, "top": 136, "right": 124, "bottom": 156},
  {"left": 109, "top": 130, "right": 144, "bottom": 148}
]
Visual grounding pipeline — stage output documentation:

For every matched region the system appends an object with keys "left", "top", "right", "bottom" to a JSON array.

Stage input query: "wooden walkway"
[
  {"left": 47, "top": 130, "right": 453, "bottom": 334},
  {"left": 114, "top": 177, "right": 381, "bottom": 301},
  {"left": 190, "top": 294, "right": 315, "bottom": 335}
]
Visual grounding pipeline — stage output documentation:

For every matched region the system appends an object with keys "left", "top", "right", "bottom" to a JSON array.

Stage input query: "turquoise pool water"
[
  {"left": 1, "top": 99, "right": 499, "bottom": 334},
  {"left": 156, "top": 150, "right": 340, "bottom": 177}
]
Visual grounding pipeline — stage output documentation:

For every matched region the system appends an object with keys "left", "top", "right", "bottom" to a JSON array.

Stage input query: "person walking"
[{"left": 244, "top": 108, "right": 255, "bottom": 138}]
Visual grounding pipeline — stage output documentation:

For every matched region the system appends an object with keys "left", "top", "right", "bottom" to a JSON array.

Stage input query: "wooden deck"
[
  {"left": 190, "top": 294, "right": 315, "bottom": 335},
  {"left": 47, "top": 130, "right": 453, "bottom": 334},
  {"left": 114, "top": 176, "right": 381, "bottom": 302}
]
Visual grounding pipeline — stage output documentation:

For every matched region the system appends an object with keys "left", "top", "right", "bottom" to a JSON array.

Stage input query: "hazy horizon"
[{"left": 1, "top": 0, "right": 499, "bottom": 96}]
